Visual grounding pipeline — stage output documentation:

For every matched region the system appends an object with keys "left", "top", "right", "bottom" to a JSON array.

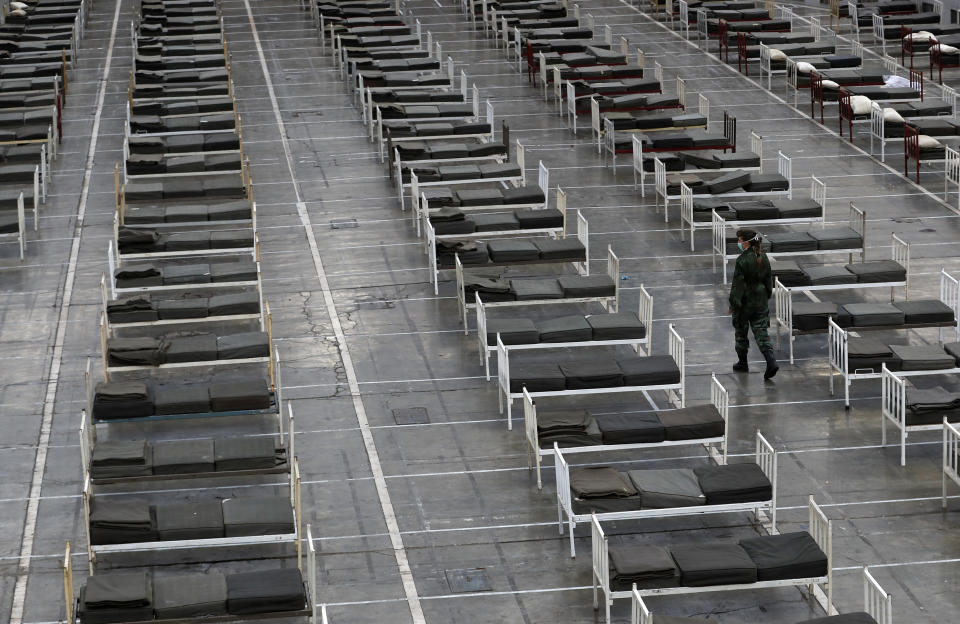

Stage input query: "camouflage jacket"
[{"left": 729, "top": 247, "right": 773, "bottom": 313}]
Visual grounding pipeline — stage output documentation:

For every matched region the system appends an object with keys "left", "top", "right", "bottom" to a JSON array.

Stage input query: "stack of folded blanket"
[
  {"left": 90, "top": 436, "right": 285, "bottom": 479},
  {"left": 114, "top": 259, "right": 258, "bottom": 288},
  {"left": 106, "top": 331, "right": 269, "bottom": 367},
  {"left": 121, "top": 199, "right": 252, "bottom": 225},
  {"left": 79, "top": 571, "right": 154, "bottom": 624},
  {"left": 107, "top": 291, "right": 260, "bottom": 323},
  {"left": 117, "top": 227, "right": 254, "bottom": 253},
  {"left": 904, "top": 384, "right": 960, "bottom": 425},
  {"left": 92, "top": 375, "right": 272, "bottom": 421}
]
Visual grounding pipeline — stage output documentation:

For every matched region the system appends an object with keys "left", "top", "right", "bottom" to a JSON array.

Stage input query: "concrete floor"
[{"left": 1, "top": 0, "right": 959, "bottom": 622}]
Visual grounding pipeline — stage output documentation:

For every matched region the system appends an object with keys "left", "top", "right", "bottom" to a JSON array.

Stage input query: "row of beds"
[
  {"left": 312, "top": 0, "right": 903, "bottom": 622},
  {"left": 0, "top": 0, "right": 80, "bottom": 259},
  {"left": 637, "top": 3, "right": 960, "bottom": 465},
  {"left": 65, "top": 3, "right": 319, "bottom": 624}
]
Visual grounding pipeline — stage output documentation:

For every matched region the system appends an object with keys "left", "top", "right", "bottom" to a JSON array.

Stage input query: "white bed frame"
[
  {"left": 941, "top": 145, "right": 960, "bottom": 209},
  {"left": 111, "top": 212, "right": 258, "bottom": 265},
  {"left": 82, "top": 457, "right": 301, "bottom": 569},
  {"left": 828, "top": 271, "right": 960, "bottom": 408},
  {"left": 943, "top": 418, "right": 960, "bottom": 508},
  {"left": 871, "top": 1, "right": 943, "bottom": 55},
  {"left": 79, "top": 400, "right": 295, "bottom": 485},
  {"left": 630, "top": 129, "right": 760, "bottom": 196},
  {"left": 557, "top": 429, "right": 775, "bottom": 557},
  {"left": 498, "top": 323, "right": 684, "bottom": 430},
  {"left": 544, "top": 44, "right": 643, "bottom": 103},
  {"left": 869, "top": 89, "right": 957, "bottom": 161},
  {"left": 588, "top": 63, "right": 670, "bottom": 145},
  {"left": 99, "top": 273, "right": 265, "bottom": 334},
  {"left": 600, "top": 92, "right": 707, "bottom": 161},
  {"left": 882, "top": 365, "right": 960, "bottom": 466},
  {"left": 362, "top": 61, "right": 465, "bottom": 130},
  {"left": 398, "top": 140, "right": 527, "bottom": 211},
  {"left": 479, "top": 275, "right": 645, "bottom": 380},
  {"left": 630, "top": 564, "right": 887, "bottom": 624},
  {"left": 62, "top": 527, "right": 320, "bottom": 623},
  {"left": 84, "top": 351, "right": 282, "bottom": 425},
  {"left": 99, "top": 309, "right": 274, "bottom": 380},
  {"left": 427, "top": 204, "right": 580, "bottom": 296},
  {"left": 456, "top": 244, "right": 620, "bottom": 329},
  {"left": 567, "top": 69, "right": 677, "bottom": 135},
  {"left": 774, "top": 233, "right": 912, "bottom": 363},
  {"left": 711, "top": 184, "right": 844, "bottom": 284},
  {"left": 525, "top": 373, "right": 728, "bottom": 490},
  {"left": 379, "top": 97, "right": 494, "bottom": 163},
  {"left": 124, "top": 98, "right": 239, "bottom": 141},
  {"left": 664, "top": 150, "right": 793, "bottom": 225},
  {"left": 592, "top": 496, "right": 833, "bottom": 624},
  {"left": 0, "top": 192, "right": 27, "bottom": 260}
]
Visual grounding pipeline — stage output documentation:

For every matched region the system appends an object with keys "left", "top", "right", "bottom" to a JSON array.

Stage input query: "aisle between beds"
[
  {"left": 498, "top": 322, "right": 683, "bottom": 429},
  {"left": 592, "top": 496, "right": 833, "bottom": 624},
  {"left": 525, "top": 372, "right": 728, "bottom": 490}
]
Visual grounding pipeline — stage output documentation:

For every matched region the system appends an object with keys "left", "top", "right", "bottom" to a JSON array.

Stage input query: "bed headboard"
[
  {"left": 939, "top": 268, "right": 960, "bottom": 341},
  {"left": 755, "top": 431, "right": 778, "bottom": 529},
  {"left": 516, "top": 140, "right": 526, "bottom": 183},
  {"left": 575, "top": 209, "right": 590, "bottom": 277},
  {"left": 470, "top": 82, "right": 479, "bottom": 116},
  {"left": 946, "top": 146, "right": 960, "bottom": 200},
  {"left": 677, "top": 76, "right": 687, "bottom": 110},
  {"left": 904, "top": 123, "right": 920, "bottom": 179},
  {"left": 749, "top": 130, "right": 762, "bottom": 160},
  {"left": 654, "top": 157, "right": 668, "bottom": 201},
  {"left": 909, "top": 68, "right": 924, "bottom": 99},
  {"left": 849, "top": 203, "right": 867, "bottom": 257},
  {"left": 604, "top": 117, "right": 616, "bottom": 159},
  {"left": 680, "top": 181, "right": 695, "bottom": 234},
  {"left": 723, "top": 111, "right": 736, "bottom": 150},
  {"left": 808, "top": 496, "right": 833, "bottom": 610},
  {"left": 522, "top": 388, "right": 539, "bottom": 467},
  {"left": 943, "top": 419, "right": 960, "bottom": 509},
  {"left": 536, "top": 160, "right": 549, "bottom": 194},
  {"left": 630, "top": 587, "right": 652, "bottom": 624},
  {"left": 710, "top": 373, "right": 729, "bottom": 462},
  {"left": 810, "top": 176, "right": 826, "bottom": 211},
  {"left": 891, "top": 233, "right": 911, "bottom": 296},
  {"left": 881, "top": 363, "right": 907, "bottom": 446},
  {"left": 810, "top": 71, "right": 824, "bottom": 121},
  {"left": 566, "top": 80, "right": 577, "bottom": 126},
  {"left": 777, "top": 151, "right": 792, "bottom": 198},
  {"left": 668, "top": 324, "right": 685, "bottom": 408},
  {"left": 773, "top": 277, "right": 793, "bottom": 341},
  {"left": 607, "top": 245, "right": 620, "bottom": 313},
  {"left": 862, "top": 567, "right": 893, "bottom": 624},
  {"left": 637, "top": 285, "right": 653, "bottom": 354},
  {"left": 590, "top": 513, "right": 611, "bottom": 605},
  {"left": 827, "top": 317, "right": 849, "bottom": 376}
]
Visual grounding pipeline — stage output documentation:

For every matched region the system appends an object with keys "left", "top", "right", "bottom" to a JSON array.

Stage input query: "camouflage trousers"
[{"left": 732, "top": 309, "right": 772, "bottom": 354}]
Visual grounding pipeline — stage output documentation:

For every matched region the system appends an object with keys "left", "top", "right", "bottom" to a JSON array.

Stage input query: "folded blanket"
[{"left": 569, "top": 466, "right": 637, "bottom": 498}]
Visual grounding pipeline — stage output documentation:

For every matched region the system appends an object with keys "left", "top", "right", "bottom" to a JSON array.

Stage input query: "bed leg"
[
  {"left": 507, "top": 401, "right": 513, "bottom": 430},
  {"left": 536, "top": 456, "right": 542, "bottom": 490},
  {"left": 844, "top": 382, "right": 851, "bottom": 410},
  {"left": 569, "top": 519, "right": 576, "bottom": 557},
  {"left": 901, "top": 428, "right": 907, "bottom": 466},
  {"left": 484, "top": 354, "right": 490, "bottom": 381}
]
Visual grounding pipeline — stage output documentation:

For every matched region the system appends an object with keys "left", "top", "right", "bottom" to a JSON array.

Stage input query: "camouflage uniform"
[{"left": 729, "top": 246, "right": 774, "bottom": 354}]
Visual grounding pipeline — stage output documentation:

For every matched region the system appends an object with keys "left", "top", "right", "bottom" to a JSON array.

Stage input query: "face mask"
[{"left": 737, "top": 241, "right": 746, "bottom": 251}]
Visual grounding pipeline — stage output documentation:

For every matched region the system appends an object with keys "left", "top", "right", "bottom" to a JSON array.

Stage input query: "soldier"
[{"left": 728, "top": 228, "right": 779, "bottom": 379}]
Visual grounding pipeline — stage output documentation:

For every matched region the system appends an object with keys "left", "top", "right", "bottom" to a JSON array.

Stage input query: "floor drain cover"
[
  {"left": 445, "top": 568, "right": 490, "bottom": 593},
  {"left": 392, "top": 407, "right": 429, "bottom": 425},
  {"left": 330, "top": 218, "right": 358, "bottom": 229}
]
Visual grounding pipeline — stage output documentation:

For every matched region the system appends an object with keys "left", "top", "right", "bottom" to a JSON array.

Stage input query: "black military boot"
[
  {"left": 732, "top": 350, "right": 749, "bottom": 372},
  {"left": 762, "top": 350, "right": 779, "bottom": 379}
]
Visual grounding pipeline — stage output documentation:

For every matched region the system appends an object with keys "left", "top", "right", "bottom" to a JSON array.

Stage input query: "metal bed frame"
[
  {"left": 557, "top": 429, "right": 775, "bottom": 557},
  {"left": 629, "top": 125, "right": 754, "bottom": 194},
  {"left": 596, "top": 88, "right": 703, "bottom": 156},
  {"left": 709, "top": 178, "right": 835, "bottom": 282},
  {"left": 0, "top": 191, "right": 26, "bottom": 260},
  {"left": 524, "top": 372, "right": 728, "bottom": 490},
  {"left": 456, "top": 244, "right": 620, "bottom": 329},
  {"left": 61, "top": 526, "right": 321, "bottom": 623},
  {"left": 867, "top": 91, "right": 957, "bottom": 161},
  {"left": 828, "top": 270, "right": 960, "bottom": 408},
  {"left": 663, "top": 149, "right": 792, "bottom": 224},
  {"left": 566, "top": 69, "right": 677, "bottom": 135},
  {"left": 943, "top": 418, "right": 960, "bottom": 508},
  {"left": 497, "top": 323, "right": 683, "bottom": 430},
  {"left": 79, "top": 400, "right": 295, "bottom": 485},
  {"left": 882, "top": 365, "right": 960, "bottom": 465},
  {"left": 592, "top": 496, "right": 833, "bottom": 624},
  {"left": 773, "top": 233, "right": 912, "bottom": 364},
  {"left": 84, "top": 352, "right": 282, "bottom": 426},
  {"left": 426, "top": 195, "right": 579, "bottom": 296},
  {"left": 478, "top": 268, "right": 643, "bottom": 379}
]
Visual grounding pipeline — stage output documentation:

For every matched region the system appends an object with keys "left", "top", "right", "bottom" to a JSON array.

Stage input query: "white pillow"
[
  {"left": 9, "top": 8, "right": 25, "bottom": 16},
  {"left": 822, "top": 79, "right": 839, "bottom": 89},
  {"left": 936, "top": 43, "right": 959, "bottom": 54},
  {"left": 796, "top": 61, "right": 815, "bottom": 74},
  {"left": 883, "top": 107, "right": 904, "bottom": 124},
  {"left": 768, "top": 48, "right": 787, "bottom": 61},
  {"left": 909, "top": 31, "right": 934, "bottom": 41},
  {"left": 9, "top": 1, "right": 26, "bottom": 9},
  {"left": 849, "top": 95, "right": 872, "bottom": 116},
  {"left": 917, "top": 135, "right": 942, "bottom": 149}
]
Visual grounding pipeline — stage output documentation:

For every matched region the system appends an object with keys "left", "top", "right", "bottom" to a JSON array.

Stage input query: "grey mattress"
[
  {"left": 627, "top": 468, "right": 705, "bottom": 508},
  {"left": 220, "top": 496, "right": 295, "bottom": 537},
  {"left": 154, "top": 501, "right": 224, "bottom": 541},
  {"left": 152, "top": 572, "right": 227, "bottom": 619}
]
